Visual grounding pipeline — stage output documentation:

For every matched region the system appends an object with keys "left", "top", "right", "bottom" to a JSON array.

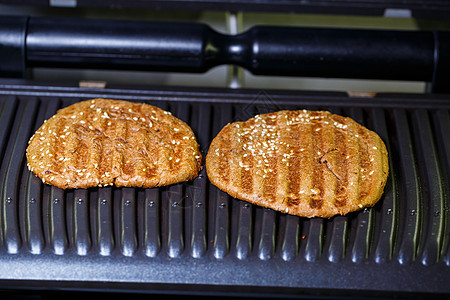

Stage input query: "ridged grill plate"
[{"left": 0, "top": 82, "right": 448, "bottom": 297}]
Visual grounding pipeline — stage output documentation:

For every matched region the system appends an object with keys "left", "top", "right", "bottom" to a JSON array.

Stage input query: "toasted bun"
[
  {"left": 206, "top": 110, "right": 389, "bottom": 218},
  {"left": 27, "top": 98, "right": 202, "bottom": 189}
]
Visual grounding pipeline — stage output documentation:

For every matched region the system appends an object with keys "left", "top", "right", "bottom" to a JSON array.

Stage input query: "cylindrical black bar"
[
  {"left": 0, "top": 16, "right": 28, "bottom": 78},
  {"left": 242, "top": 26, "right": 436, "bottom": 81},
  {"left": 1, "top": 16, "right": 449, "bottom": 84},
  {"left": 26, "top": 17, "right": 219, "bottom": 73}
]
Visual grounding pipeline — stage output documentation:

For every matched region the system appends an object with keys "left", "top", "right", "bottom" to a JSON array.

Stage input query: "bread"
[
  {"left": 26, "top": 98, "right": 202, "bottom": 189},
  {"left": 206, "top": 109, "right": 389, "bottom": 218}
]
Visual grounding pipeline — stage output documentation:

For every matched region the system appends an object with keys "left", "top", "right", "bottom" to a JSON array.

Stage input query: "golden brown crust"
[
  {"left": 26, "top": 98, "right": 202, "bottom": 189},
  {"left": 206, "top": 110, "right": 389, "bottom": 218}
]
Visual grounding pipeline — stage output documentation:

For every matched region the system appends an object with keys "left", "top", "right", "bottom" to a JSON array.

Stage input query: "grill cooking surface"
[{"left": 0, "top": 82, "right": 448, "bottom": 297}]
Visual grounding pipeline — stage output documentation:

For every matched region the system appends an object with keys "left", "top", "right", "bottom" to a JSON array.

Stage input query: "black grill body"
[{"left": 0, "top": 82, "right": 448, "bottom": 298}]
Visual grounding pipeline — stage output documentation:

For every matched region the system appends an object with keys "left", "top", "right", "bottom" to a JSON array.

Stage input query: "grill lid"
[{"left": 0, "top": 81, "right": 448, "bottom": 297}]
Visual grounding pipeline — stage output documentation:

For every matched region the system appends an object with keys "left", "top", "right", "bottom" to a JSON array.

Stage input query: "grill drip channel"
[{"left": 0, "top": 86, "right": 448, "bottom": 295}]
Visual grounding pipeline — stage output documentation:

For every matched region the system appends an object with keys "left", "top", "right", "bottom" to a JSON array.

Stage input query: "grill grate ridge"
[
  {"left": 1, "top": 97, "right": 39, "bottom": 254},
  {"left": 430, "top": 110, "right": 450, "bottom": 265},
  {"left": 392, "top": 108, "right": 422, "bottom": 264},
  {"left": 371, "top": 108, "right": 398, "bottom": 264},
  {"left": 96, "top": 187, "right": 114, "bottom": 256},
  {"left": 411, "top": 110, "right": 447, "bottom": 265}
]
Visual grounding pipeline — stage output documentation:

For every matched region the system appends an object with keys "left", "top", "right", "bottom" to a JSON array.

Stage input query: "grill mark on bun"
[
  {"left": 310, "top": 119, "right": 323, "bottom": 210},
  {"left": 334, "top": 127, "right": 348, "bottom": 207},
  {"left": 261, "top": 113, "right": 278, "bottom": 203},
  {"left": 218, "top": 127, "right": 231, "bottom": 185},
  {"left": 284, "top": 112, "right": 302, "bottom": 209},
  {"left": 316, "top": 118, "right": 338, "bottom": 212},
  {"left": 240, "top": 122, "right": 254, "bottom": 196}
]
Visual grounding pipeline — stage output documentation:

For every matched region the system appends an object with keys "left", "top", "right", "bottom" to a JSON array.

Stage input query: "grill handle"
[{"left": 1, "top": 16, "right": 449, "bottom": 92}]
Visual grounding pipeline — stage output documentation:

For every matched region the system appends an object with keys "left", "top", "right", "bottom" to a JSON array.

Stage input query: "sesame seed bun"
[
  {"left": 26, "top": 98, "right": 202, "bottom": 189},
  {"left": 206, "top": 110, "right": 389, "bottom": 218}
]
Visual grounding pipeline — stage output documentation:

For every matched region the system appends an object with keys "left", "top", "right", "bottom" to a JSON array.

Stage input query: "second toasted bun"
[{"left": 206, "top": 110, "right": 389, "bottom": 218}]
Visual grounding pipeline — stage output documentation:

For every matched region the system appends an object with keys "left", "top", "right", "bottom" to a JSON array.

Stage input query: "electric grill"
[{"left": 0, "top": 2, "right": 449, "bottom": 299}]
